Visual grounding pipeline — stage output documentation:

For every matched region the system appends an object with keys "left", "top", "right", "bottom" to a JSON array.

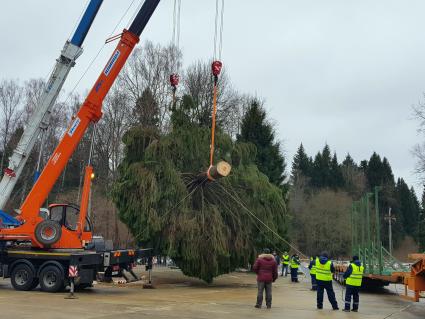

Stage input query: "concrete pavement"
[{"left": 0, "top": 267, "right": 423, "bottom": 318}]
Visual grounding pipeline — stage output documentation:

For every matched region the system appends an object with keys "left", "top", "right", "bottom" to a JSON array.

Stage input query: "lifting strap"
[
  {"left": 209, "top": 61, "right": 223, "bottom": 167},
  {"left": 209, "top": 0, "right": 225, "bottom": 168},
  {"left": 170, "top": 0, "right": 181, "bottom": 107}
]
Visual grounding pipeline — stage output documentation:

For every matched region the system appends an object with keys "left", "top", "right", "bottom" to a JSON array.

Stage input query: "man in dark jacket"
[
  {"left": 272, "top": 251, "right": 281, "bottom": 266},
  {"left": 315, "top": 251, "right": 339, "bottom": 310},
  {"left": 342, "top": 256, "right": 364, "bottom": 312},
  {"left": 253, "top": 248, "right": 278, "bottom": 309}
]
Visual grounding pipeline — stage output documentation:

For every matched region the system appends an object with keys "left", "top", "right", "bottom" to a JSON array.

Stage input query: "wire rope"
[
  {"left": 216, "top": 181, "right": 308, "bottom": 259},
  {"left": 64, "top": 0, "right": 138, "bottom": 105}
]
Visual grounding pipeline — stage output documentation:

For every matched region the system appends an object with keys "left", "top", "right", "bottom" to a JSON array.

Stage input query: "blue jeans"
[
  {"left": 281, "top": 264, "right": 288, "bottom": 276},
  {"left": 317, "top": 280, "right": 338, "bottom": 309},
  {"left": 345, "top": 285, "right": 360, "bottom": 310}
]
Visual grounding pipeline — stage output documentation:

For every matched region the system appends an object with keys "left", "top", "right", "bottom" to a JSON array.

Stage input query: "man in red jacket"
[{"left": 253, "top": 248, "right": 278, "bottom": 309}]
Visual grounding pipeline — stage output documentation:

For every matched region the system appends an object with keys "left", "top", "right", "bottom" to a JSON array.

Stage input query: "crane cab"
[{"left": 36, "top": 203, "right": 93, "bottom": 249}]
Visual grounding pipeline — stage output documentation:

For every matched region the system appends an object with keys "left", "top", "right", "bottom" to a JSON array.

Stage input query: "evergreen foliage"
[
  {"left": 133, "top": 88, "right": 159, "bottom": 128},
  {"left": 289, "top": 143, "right": 422, "bottom": 250},
  {"left": 291, "top": 143, "right": 312, "bottom": 182},
  {"left": 395, "top": 179, "right": 420, "bottom": 237},
  {"left": 237, "top": 100, "right": 287, "bottom": 187},
  {"left": 113, "top": 103, "right": 288, "bottom": 283}
]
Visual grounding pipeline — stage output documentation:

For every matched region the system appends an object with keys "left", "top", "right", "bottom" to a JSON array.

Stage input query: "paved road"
[{"left": 0, "top": 268, "right": 423, "bottom": 319}]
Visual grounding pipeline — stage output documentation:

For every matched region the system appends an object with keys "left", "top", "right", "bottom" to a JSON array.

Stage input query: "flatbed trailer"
[
  {"left": 0, "top": 246, "right": 152, "bottom": 292},
  {"left": 334, "top": 255, "right": 425, "bottom": 302}
]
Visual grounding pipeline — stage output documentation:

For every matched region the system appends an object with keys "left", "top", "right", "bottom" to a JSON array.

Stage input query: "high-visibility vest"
[
  {"left": 282, "top": 254, "right": 290, "bottom": 265},
  {"left": 315, "top": 259, "right": 332, "bottom": 281},
  {"left": 290, "top": 258, "right": 299, "bottom": 269},
  {"left": 346, "top": 263, "right": 364, "bottom": 287},
  {"left": 310, "top": 258, "right": 317, "bottom": 275}
]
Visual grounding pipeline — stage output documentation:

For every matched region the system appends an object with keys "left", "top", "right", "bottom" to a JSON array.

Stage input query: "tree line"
[{"left": 290, "top": 143, "right": 424, "bottom": 255}]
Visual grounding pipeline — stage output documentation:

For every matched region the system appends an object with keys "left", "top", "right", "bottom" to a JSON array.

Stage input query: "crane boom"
[
  {"left": 0, "top": 0, "right": 103, "bottom": 210},
  {"left": 0, "top": 0, "right": 161, "bottom": 249}
]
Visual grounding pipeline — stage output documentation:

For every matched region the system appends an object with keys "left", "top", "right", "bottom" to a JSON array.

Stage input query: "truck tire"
[
  {"left": 39, "top": 265, "right": 64, "bottom": 293},
  {"left": 35, "top": 220, "right": 62, "bottom": 246},
  {"left": 11, "top": 263, "right": 36, "bottom": 291}
]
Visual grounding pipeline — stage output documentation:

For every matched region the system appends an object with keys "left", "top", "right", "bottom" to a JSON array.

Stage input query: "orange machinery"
[{"left": 0, "top": 0, "right": 161, "bottom": 250}]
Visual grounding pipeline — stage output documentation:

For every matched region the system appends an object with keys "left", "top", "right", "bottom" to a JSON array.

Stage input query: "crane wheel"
[
  {"left": 39, "top": 265, "right": 64, "bottom": 293},
  {"left": 11, "top": 263, "right": 36, "bottom": 291},
  {"left": 35, "top": 220, "right": 62, "bottom": 246}
]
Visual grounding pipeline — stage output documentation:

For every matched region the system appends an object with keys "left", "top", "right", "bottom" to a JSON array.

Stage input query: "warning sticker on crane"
[
  {"left": 68, "top": 117, "right": 81, "bottom": 137},
  {"left": 104, "top": 50, "right": 121, "bottom": 76},
  {"left": 68, "top": 265, "right": 78, "bottom": 278}
]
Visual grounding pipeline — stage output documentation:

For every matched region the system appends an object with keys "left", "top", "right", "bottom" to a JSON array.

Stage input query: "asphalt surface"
[{"left": 0, "top": 267, "right": 423, "bottom": 319}]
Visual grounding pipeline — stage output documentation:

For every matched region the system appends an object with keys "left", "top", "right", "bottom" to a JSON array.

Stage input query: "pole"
[
  {"left": 374, "top": 186, "right": 382, "bottom": 274},
  {"left": 366, "top": 193, "right": 373, "bottom": 273},
  {"left": 388, "top": 207, "right": 393, "bottom": 255},
  {"left": 351, "top": 203, "right": 354, "bottom": 256},
  {"left": 361, "top": 198, "right": 365, "bottom": 263}
]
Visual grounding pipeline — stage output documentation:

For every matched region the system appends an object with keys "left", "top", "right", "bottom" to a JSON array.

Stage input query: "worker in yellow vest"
[
  {"left": 342, "top": 256, "right": 364, "bottom": 312},
  {"left": 315, "top": 251, "right": 339, "bottom": 310},
  {"left": 290, "top": 254, "right": 300, "bottom": 282},
  {"left": 308, "top": 255, "right": 317, "bottom": 291},
  {"left": 281, "top": 252, "right": 290, "bottom": 277}
]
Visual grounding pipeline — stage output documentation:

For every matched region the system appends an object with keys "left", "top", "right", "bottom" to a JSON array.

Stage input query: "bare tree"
[
  {"left": 95, "top": 87, "right": 134, "bottom": 184},
  {"left": 290, "top": 188, "right": 352, "bottom": 257},
  {"left": 0, "top": 79, "right": 23, "bottom": 171},
  {"left": 412, "top": 99, "right": 425, "bottom": 181},
  {"left": 183, "top": 60, "right": 241, "bottom": 135},
  {"left": 22, "top": 78, "right": 45, "bottom": 124},
  {"left": 118, "top": 41, "right": 182, "bottom": 130}
]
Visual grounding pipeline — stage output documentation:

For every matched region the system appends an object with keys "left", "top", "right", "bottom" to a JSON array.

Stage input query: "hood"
[
  {"left": 259, "top": 253, "right": 274, "bottom": 260},
  {"left": 353, "top": 260, "right": 361, "bottom": 267},
  {"left": 319, "top": 256, "right": 328, "bottom": 264}
]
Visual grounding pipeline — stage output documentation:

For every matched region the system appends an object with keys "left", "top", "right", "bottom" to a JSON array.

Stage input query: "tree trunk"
[{"left": 205, "top": 161, "right": 231, "bottom": 180}]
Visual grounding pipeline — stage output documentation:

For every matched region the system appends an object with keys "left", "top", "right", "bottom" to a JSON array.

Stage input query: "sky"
[{"left": 0, "top": 0, "right": 424, "bottom": 196}]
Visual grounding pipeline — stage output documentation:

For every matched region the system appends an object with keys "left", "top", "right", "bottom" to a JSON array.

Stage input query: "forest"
[{"left": 0, "top": 40, "right": 424, "bottom": 281}]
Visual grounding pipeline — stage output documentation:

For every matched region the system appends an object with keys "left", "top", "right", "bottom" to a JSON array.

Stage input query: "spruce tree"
[
  {"left": 366, "top": 152, "right": 383, "bottom": 188},
  {"left": 291, "top": 143, "right": 312, "bottom": 182},
  {"left": 341, "top": 153, "right": 366, "bottom": 196},
  {"left": 237, "top": 100, "right": 287, "bottom": 186},
  {"left": 311, "top": 144, "right": 332, "bottom": 188},
  {"left": 330, "top": 152, "right": 344, "bottom": 189},
  {"left": 133, "top": 88, "right": 159, "bottom": 128},
  {"left": 395, "top": 179, "right": 420, "bottom": 238},
  {"left": 113, "top": 106, "right": 288, "bottom": 283}
]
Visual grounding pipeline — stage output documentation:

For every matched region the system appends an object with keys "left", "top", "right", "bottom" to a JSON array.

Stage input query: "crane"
[
  {"left": 0, "top": 0, "right": 103, "bottom": 217},
  {"left": 0, "top": 0, "right": 161, "bottom": 250}
]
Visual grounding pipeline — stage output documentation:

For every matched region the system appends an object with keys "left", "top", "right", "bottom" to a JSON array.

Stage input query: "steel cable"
[{"left": 64, "top": 0, "right": 138, "bottom": 105}]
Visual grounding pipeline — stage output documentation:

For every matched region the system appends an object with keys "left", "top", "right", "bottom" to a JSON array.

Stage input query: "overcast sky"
[{"left": 0, "top": 0, "right": 424, "bottom": 196}]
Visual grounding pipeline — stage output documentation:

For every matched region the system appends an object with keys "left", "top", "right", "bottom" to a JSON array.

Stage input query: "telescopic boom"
[
  {"left": 0, "top": 0, "right": 161, "bottom": 249},
  {"left": 0, "top": 0, "right": 103, "bottom": 211}
]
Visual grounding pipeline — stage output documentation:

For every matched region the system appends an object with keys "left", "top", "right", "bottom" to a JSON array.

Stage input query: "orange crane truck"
[{"left": 0, "top": 0, "right": 160, "bottom": 292}]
